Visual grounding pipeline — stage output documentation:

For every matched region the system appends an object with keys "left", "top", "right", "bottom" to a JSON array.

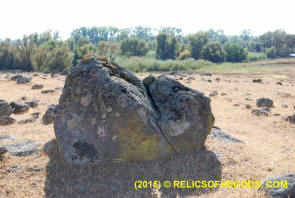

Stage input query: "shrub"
[
  {"left": 178, "top": 50, "right": 191, "bottom": 60},
  {"left": 201, "top": 42, "right": 225, "bottom": 63},
  {"left": 223, "top": 42, "right": 248, "bottom": 62},
  {"left": 120, "top": 38, "right": 148, "bottom": 56}
]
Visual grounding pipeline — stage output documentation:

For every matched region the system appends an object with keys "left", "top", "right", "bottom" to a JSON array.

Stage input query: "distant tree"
[
  {"left": 177, "top": 49, "right": 191, "bottom": 60},
  {"left": 208, "top": 29, "right": 228, "bottom": 44},
  {"left": 223, "top": 42, "right": 248, "bottom": 62},
  {"left": 156, "top": 33, "right": 178, "bottom": 60},
  {"left": 187, "top": 31, "right": 209, "bottom": 60},
  {"left": 0, "top": 39, "right": 18, "bottom": 70},
  {"left": 201, "top": 42, "right": 225, "bottom": 63},
  {"left": 16, "top": 35, "right": 36, "bottom": 71},
  {"left": 46, "top": 46, "right": 73, "bottom": 71},
  {"left": 97, "top": 41, "right": 119, "bottom": 61},
  {"left": 33, "top": 46, "right": 47, "bottom": 71},
  {"left": 266, "top": 47, "right": 277, "bottom": 58},
  {"left": 120, "top": 38, "right": 148, "bottom": 56}
]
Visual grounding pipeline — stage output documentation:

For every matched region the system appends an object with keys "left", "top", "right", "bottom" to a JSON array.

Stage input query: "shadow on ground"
[{"left": 44, "top": 144, "right": 222, "bottom": 198}]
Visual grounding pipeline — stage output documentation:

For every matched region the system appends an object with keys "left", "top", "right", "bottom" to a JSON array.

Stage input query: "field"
[{"left": 0, "top": 58, "right": 295, "bottom": 198}]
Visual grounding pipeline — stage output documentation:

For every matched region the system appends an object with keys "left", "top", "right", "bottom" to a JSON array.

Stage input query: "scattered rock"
[
  {"left": 42, "top": 105, "right": 57, "bottom": 125},
  {"left": 26, "top": 167, "right": 44, "bottom": 173},
  {"left": 253, "top": 79, "right": 262, "bottom": 83},
  {"left": 221, "top": 92, "right": 227, "bottom": 96},
  {"left": 17, "top": 77, "right": 31, "bottom": 84},
  {"left": 3, "top": 140, "right": 41, "bottom": 157},
  {"left": 277, "top": 92, "right": 291, "bottom": 98},
  {"left": 10, "top": 101, "right": 29, "bottom": 114},
  {"left": 41, "top": 89, "right": 55, "bottom": 94},
  {"left": 0, "top": 146, "right": 8, "bottom": 156},
  {"left": 0, "top": 135, "right": 19, "bottom": 140},
  {"left": 215, "top": 78, "right": 221, "bottom": 82},
  {"left": 251, "top": 108, "right": 269, "bottom": 116},
  {"left": 245, "top": 97, "right": 253, "bottom": 101},
  {"left": 9, "top": 165, "right": 22, "bottom": 173},
  {"left": 256, "top": 98, "right": 274, "bottom": 108},
  {"left": 273, "top": 113, "right": 281, "bottom": 117},
  {"left": 187, "top": 76, "right": 195, "bottom": 81},
  {"left": 32, "top": 84, "right": 44, "bottom": 89},
  {"left": 281, "top": 103, "right": 288, "bottom": 108},
  {"left": 259, "top": 173, "right": 295, "bottom": 198},
  {"left": 25, "top": 100, "right": 39, "bottom": 108},
  {"left": 0, "top": 115, "right": 16, "bottom": 125},
  {"left": 31, "top": 112, "right": 40, "bottom": 118},
  {"left": 10, "top": 75, "right": 23, "bottom": 81},
  {"left": 207, "top": 79, "right": 212, "bottom": 83},
  {"left": 276, "top": 81, "right": 283, "bottom": 85},
  {"left": 209, "top": 127, "right": 244, "bottom": 143},
  {"left": 0, "top": 99, "right": 12, "bottom": 116},
  {"left": 283, "top": 114, "right": 295, "bottom": 124},
  {"left": 201, "top": 72, "right": 212, "bottom": 77},
  {"left": 209, "top": 91, "right": 218, "bottom": 97},
  {"left": 55, "top": 87, "right": 63, "bottom": 91},
  {"left": 50, "top": 55, "right": 214, "bottom": 164},
  {"left": 20, "top": 96, "right": 27, "bottom": 100},
  {"left": 18, "top": 117, "right": 37, "bottom": 124},
  {"left": 233, "top": 104, "right": 240, "bottom": 107},
  {"left": 43, "top": 139, "right": 58, "bottom": 155},
  {"left": 245, "top": 104, "right": 252, "bottom": 109}
]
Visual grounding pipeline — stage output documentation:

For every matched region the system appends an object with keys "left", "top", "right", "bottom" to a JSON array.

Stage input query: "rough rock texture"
[
  {"left": 256, "top": 98, "right": 274, "bottom": 108},
  {"left": 42, "top": 105, "right": 57, "bottom": 125},
  {"left": 3, "top": 140, "right": 40, "bottom": 156},
  {"left": 0, "top": 99, "right": 12, "bottom": 116},
  {"left": 251, "top": 108, "right": 270, "bottom": 116},
  {"left": 10, "top": 101, "right": 29, "bottom": 114},
  {"left": 32, "top": 84, "right": 44, "bottom": 89},
  {"left": 143, "top": 75, "right": 215, "bottom": 153},
  {"left": 25, "top": 100, "right": 39, "bottom": 108},
  {"left": 52, "top": 55, "right": 214, "bottom": 164},
  {"left": 260, "top": 173, "right": 295, "bottom": 198},
  {"left": 16, "top": 77, "right": 31, "bottom": 84},
  {"left": 0, "top": 115, "right": 16, "bottom": 125},
  {"left": 18, "top": 117, "right": 37, "bottom": 124}
]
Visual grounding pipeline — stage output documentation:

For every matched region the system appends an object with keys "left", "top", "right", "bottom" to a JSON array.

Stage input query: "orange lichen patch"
[{"left": 81, "top": 54, "right": 108, "bottom": 64}]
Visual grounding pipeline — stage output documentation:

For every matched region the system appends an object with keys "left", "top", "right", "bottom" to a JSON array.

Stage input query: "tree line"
[{"left": 0, "top": 27, "right": 295, "bottom": 72}]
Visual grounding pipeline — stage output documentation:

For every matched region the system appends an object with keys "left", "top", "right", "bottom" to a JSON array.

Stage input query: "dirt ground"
[{"left": 0, "top": 66, "right": 294, "bottom": 198}]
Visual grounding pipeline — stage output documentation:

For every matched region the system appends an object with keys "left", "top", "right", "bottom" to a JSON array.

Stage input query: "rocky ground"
[{"left": 0, "top": 68, "right": 294, "bottom": 198}]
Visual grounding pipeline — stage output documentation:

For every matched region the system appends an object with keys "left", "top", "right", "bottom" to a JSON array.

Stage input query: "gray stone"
[
  {"left": 201, "top": 72, "right": 212, "bottom": 76},
  {"left": 221, "top": 92, "right": 227, "bottom": 96},
  {"left": 276, "top": 81, "right": 283, "bottom": 85},
  {"left": 25, "top": 100, "right": 39, "bottom": 108},
  {"left": 0, "top": 99, "right": 12, "bottom": 116},
  {"left": 18, "top": 117, "right": 37, "bottom": 124},
  {"left": 31, "top": 112, "right": 40, "bottom": 118},
  {"left": 3, "top": 140, "right": 41, "bottom": 156},
  {"left": 209, "top": 127, "right": 244, "bottom": 143},
  {"left": 51, "top": 55, "right": 214, "bottom": 164},
  {"left": 259, "top": 173, "right": 295, "bottom": 198},
  {"left": 245, "top": 104, "right": 252, "bottom": 109},
  {"left": 233, "top": 103, "right": 240, "bottom": 107},
  {"left": 0, "top": 115, "right": 16, "bottom": 125},
  {"left": 42, "top": 105, "right": 57, "bottom": 125},
  {"left": 0, "top": 134, "right": 19, "bottom": 140},
  {"left": 283, "top": 114, "right": 295, "bottom": 124},
  {"left": 0, "top": 146, "right": 7, "bottom": 156},
  {"left": 41, "top": 89, "right": 55, "bottom": 94},
  {"left": 16, "top": 77, "right": 31, "bottom": 84},
  {"left": 209, "top": 91, "right": 218, "bottom": 97},
  {"left": 281, "top": 103, "right": 288, "bottom": 108},
  {"left": 10, "top": 101, "right": 29, "bottom": 114},
  {"left": 257, "top": 98, "right": 274, "bottom": 108},
  {"left": 10, "top": 75, "right": 23, "bottom": 81},
  {"left": 9, "top": 165, "right": 22, "bottom": 173},
  {"left": 251, "top": 109, "right": 269, "bottom": 116},
  {"left": 32, "top": 84, "right": 44, "bottom": 89},
  {"left": 253, "top": 79, "right": 262, "bottom": 83}
]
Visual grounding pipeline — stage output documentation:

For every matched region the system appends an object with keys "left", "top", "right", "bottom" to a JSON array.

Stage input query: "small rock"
[
  {"left": 9, "top": 165, "right": 22, "bottom": 173},
  {"left": 251, "top": 109, "right": 269, "bottom": 116},
  {"left": 10, "top": 75, "right": 23, "bottom": 81},
  {"left": 0, "top": 146, "right": 8, "bottom": 156},
  {"left": 25, "top": 100, "right": 39, "bottom": 108},
  {"left": 42, "top": 105, "right": 57, "bottom": 125},
  {"left": 201, "top": 72, "right": 212, "bottom": 77},
  {"left": 281, "top": 103, "right": 288, "bottom": 108},
  {"left": 259, "top": 173, "right": 295, "bottom": 198},
  {"left": 16, "top": 77, "right": 31, "bottom": 84},
  {"left": 215, "top": 78, "right": 221, "bottom": 82},
  {"left": 0, "top": 135, "right": 19, "bottom": 140},
  {"left": 31, "top": 112, "right": 40, "bottom": 118},
  {"left": 209, "top": 91, "right": 218, "bottom": 97},
  {"left": 245, "top": 104, "right": 252, "bottom": 109},
  {"left": 3, "top": 140, "right": 41, "bottom": 157},
  {"left": 209, "top": 128, "right": 244, "bottom": 143},
  {"left": 245, "top": 97, "right": 253, "bottom": 101},
  {"left": 187, "top": 76, "right": 195, "bottom": 81},
  {"left": 0, "top": 115, "right": 16, "bottom": 125},
  {"left": 10, "top": 101, "right": 29, "bottom": 114},
  {"left": 283, "top": 114, "right": 295, "bottom": 123},
  {"left": 20, "top": 96, "right": 27, "bottom": 101},
  {"left": 273, "top": 113, "right": 281, "bottom": 117},
  {"left": 221, "top": 92, "right": 227, "bottom": 96},
  {"left": 0, "top": 99, "right": 12, "bottom": 116},
  {"left": 41, "top": 89, "right": 55, "bottom": 94},
  {"left": 32, "top": 84, "right": 44, "bottom": 89},
  {"left": 26, "top": 167, "right": 44, "bottom": 173},
  {"left": 207, "top": 79, "right": 212, "bottom": 83},
  {"left": 233, "top": 104, "right": 240, "bottom": 107},
  {"left": 18, "top": 117, "right": 37, "bottom": 124},
  {"left": 253, "top": 79, "right": 262, "bottom": 83},
  {"left": 256, "top": 98, "right": 274, "bottom": 108},
  {"left": 276, "top": 81, "right": 283, "bottom": 85}
]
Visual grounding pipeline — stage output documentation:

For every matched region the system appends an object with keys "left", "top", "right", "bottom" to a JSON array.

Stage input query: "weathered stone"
[
  {"left": 143, "top": 74, "right": 214, "bottom": 153},
  {"left": 251, "top": 109, "right": 269, "bottom": 116},
  {"left": 201, "top": 72, "right": 212, "bottom": 76},
  {"left": 10, "top": 101, "right": 29, "bottom": 114},
  {"left": 41, "top": 89, "right": 55, "bottom": 94},
  {"left": 0, "top": 134, "right": 19, "bottom": 140},
  {"left": 18, "top": 117, "right": 37, "bottom": 124},
  {"left": 283, "top": 114, "right": 295, "bottom": 124},
  {"left": 209, "top": 91, "right": 218, "bottom": 97},
  {"left": 51, "top": 55, "right": 214, "bottom": 164},
  {"left": 276, "top": 81, "right": 283, "bottom": 85},
  {"left": 0, "top": 115, "right": 16, "bottom": 125},
  {"left": 32, "top": 84, "right": 44, "bottom": 89},
  {"left": 42, "top": 105, "right": 57, "bottom": 125},
  {"left": 253, "top": 79, "right": 262, "bottom": 83},
  {"left": 209, "top": 127, "right": 243, "bottom": 143},
  {"left": 3, "top": 140, "right": 40, "bottom": 156},
  {"left": 31, "top": 112, "right": 40, "bottom": 118},
  {"left": 256, "top": 98, "right": 274, "bottom": 108},
  {"left": 25, "top": 100, "right": 39, "bottom": 108},
  {"left": 259, "top": 173, "right": 295, "bottom": 198},
  {"left": 16, "top": 77, "right": 31, "bottom": 84},
  {"left": 0, "top": 146, "right": 7, "bottom": 156},
  {"left": 245, "top": 104, "right": 252, "bottom": 109},
  {"left": 0, "top": 99, "right": 12, "bottom": 116}
]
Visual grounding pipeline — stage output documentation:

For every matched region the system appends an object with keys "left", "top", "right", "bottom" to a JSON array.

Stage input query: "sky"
[{"left": 1, "top": 0, "right": 294, "bottom": 40}]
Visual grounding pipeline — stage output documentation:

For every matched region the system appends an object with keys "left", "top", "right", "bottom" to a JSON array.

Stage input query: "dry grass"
[{"left": 0, "top": 63, "right": 295, "bottom": 198}]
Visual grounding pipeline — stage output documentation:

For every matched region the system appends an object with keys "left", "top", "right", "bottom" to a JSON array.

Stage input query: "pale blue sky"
[{"left": 1, "top": 0, "right": 294, "bottom": 39}]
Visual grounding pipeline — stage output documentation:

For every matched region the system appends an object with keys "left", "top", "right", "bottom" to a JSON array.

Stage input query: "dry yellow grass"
[{"left": 0, "top": 66, "right": 294, "bottom": 198}]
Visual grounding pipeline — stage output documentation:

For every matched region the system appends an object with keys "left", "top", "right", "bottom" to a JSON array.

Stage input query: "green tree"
[
  {"left": 46, "top": 46, "right": 73, "bottom": 71},
  {"left": 223, "top": 42, "right": 248, "bottom": 62},
  {"left": 156, "top": 33, "right": 178, "bottom": 60},
  {"left": 187, "top": 31, "right": 209, "bottom": 60},
  {"left": 16, "top": 35, "right": 36, "bottom": 71},
  {"left": 201, "top": 42, "right": 225, "bottom": 63},
  {"left": 120, "top": 38, "right": 148, "bottom": 56}
]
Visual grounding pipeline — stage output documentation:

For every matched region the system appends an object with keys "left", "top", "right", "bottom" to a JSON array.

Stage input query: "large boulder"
[
  {"left": 51, "top": 55, "right": 214, "bottom": 164},
  {"left": 0, "top": 99, "right": 12, "bottom": 116}
]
